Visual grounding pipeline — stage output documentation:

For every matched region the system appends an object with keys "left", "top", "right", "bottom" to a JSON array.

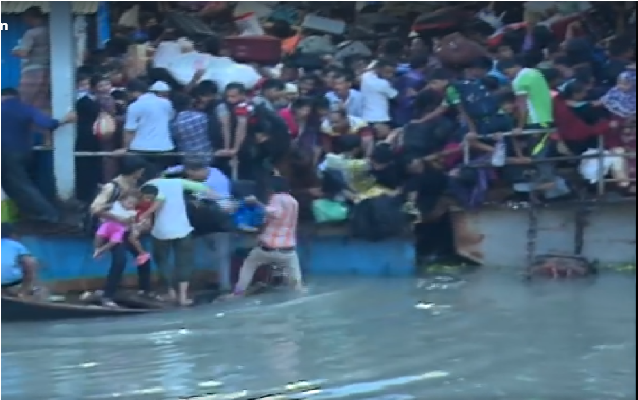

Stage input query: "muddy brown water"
[{"left": 2, "top": 271, "right": 636, "bottom": 400}]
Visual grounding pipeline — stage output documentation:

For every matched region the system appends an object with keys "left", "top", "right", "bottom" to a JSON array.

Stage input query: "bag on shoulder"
[
  {"left": 93, "top": 112, "right": 117, "bottom": 140},
  {"left": 83, "top": 180, "right": 122, "bottom": 235},
  {"left": 351, "top": 195, "right": 406, "bottom": 241}
]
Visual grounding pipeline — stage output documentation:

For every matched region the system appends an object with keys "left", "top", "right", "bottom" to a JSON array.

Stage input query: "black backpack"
[
  {"left": 184, "top": 191, "right": 235, "bottom": 235},
  {"left": 351, "top": 195, "right": 407, "bottom": 241}
]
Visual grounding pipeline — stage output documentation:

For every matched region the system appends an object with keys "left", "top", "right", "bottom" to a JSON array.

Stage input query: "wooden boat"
[{"left": 1, "top": 294, "right": 163, "bottom": 322}]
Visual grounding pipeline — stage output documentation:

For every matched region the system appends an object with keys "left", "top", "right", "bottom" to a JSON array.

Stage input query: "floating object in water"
[{"left": 415, "top": 302, "right": 435, "bottom": 310}]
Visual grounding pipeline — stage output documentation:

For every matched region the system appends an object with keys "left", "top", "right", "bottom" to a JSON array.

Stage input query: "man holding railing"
[
  {"left": 1, "top": 88, "right": 76, "bottom": 223},
  {"left": 500, "top": 57, "right": 571, "bottom": 200}
]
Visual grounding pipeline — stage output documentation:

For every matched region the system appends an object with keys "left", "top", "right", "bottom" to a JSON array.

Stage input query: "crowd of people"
[{"left": 1, "top": 2, "right": 636, "bottom": 304}]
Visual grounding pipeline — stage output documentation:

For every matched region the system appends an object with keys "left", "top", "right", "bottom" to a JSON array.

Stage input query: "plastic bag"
[
  {"left": 579, "top": 148, "right": 625, "bottom": 184},
  {"left": 312, "top": 199, "right": 349, "bottom": 223},
  {"left": 93, "top": 112, "right": 116, "bottom": 139}
]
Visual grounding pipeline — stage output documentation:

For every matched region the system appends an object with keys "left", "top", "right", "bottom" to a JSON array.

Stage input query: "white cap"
[{"left": 150, "top": 81, "right": 171, "bottom": 92}]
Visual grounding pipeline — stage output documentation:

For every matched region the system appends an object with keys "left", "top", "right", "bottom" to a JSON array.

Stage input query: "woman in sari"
[{"left": 600, "top": 70, "right": 636, "bottom": 194}]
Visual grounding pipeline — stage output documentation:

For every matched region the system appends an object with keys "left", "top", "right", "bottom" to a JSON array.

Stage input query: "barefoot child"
[{"left": 93, "top": 193, "right": 149, "bottom": 263}]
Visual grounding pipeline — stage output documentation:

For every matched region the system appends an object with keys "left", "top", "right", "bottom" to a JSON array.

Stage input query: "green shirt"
[
  {"left": 151, "top": 178, "right": 209, "bottom": 200},
  {"left": 442, "top": 86, "right": 461, "bottom": 107},
  {"left": 512, "top": 68, "right": 554, "bottom": 125}
]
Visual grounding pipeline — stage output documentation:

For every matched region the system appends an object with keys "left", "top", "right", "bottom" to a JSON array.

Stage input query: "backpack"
[
  {"left": 350, "top": 195, "right": 407, "bottom": 241},
  {"left": 83, "top": 181, "right": 122, "bottom": 235},
  {"left": 184, "top": 192, "right": 234, "bottom": 235},
  {"left": 453, "top": 80, "right": 500, "bottom": 119}
]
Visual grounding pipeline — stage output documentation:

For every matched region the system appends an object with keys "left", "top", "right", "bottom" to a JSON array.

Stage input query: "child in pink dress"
[{"left": 93, "top": 194, "right": 150, "bottom": 264}]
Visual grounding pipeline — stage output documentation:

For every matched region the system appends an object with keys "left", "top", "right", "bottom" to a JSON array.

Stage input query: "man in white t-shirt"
[
  {"left": 360, "top": 59, "right": 398, "bottom": 138},
  {"left": 121, "top": 80, "right": 176, "bottom": 179},
  {"left": 143, "top": 174, "right": 224, "bottom": 306}
]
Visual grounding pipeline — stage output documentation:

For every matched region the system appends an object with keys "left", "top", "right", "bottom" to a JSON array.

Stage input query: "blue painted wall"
[
  {"left": 1, "top": 15, "right": 56, "bottom": 199},
  {"left": 21, "top": 235, "right": 415, "bottom": 282}
]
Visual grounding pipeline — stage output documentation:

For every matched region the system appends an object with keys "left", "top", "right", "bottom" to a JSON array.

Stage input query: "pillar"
[{"left": 49, "top": 1, "right": 76, "bottom": 200}]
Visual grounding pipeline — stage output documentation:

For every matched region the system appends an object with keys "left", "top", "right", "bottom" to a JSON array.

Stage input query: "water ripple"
[{"left": 2, "top": 273, "right": 635, "bottom": 400}]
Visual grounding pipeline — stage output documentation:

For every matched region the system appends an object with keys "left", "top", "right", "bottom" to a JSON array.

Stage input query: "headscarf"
[{"left": 601, "top": 71, "right": 636, "bottom": 118}]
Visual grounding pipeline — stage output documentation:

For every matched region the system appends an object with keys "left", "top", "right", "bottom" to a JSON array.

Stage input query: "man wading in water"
[{"left": 224, "top": 176, "right": 305, "bottom": 299}]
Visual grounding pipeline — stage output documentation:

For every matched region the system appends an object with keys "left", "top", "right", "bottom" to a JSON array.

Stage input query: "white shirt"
[
  {"left": 153, "top": 41, "right": 182, "bottom": 69},
  {"left": 110, "top": 201, "right": 137, "bottom": 220},
  {"left": 325, "top": 89, "right": 364, "bottom": 118},
  {"left": 147, "top": 178, "right": 194, "bottom": 240},
  {"left": 360, "top": 71, "right": 397, "bottom": 123},
  {"left": 125, "top": 93, "right": 175, "bottom": 152}
]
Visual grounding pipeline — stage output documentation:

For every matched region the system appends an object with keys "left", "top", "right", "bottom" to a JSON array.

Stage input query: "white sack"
[{"left": 167, "top": 53, "right": 261, "bottom": 90}]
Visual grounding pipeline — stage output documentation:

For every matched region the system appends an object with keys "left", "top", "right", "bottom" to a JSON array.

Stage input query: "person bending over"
[{"left": 1, "top": 223, "right": 39, "bottom": 297}]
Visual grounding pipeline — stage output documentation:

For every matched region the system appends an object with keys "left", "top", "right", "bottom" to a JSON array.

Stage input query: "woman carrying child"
[{"left": 93, "top": 186, "right": 158, "bottom": 264}]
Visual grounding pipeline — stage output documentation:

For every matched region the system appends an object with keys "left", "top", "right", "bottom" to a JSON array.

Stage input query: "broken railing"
[
  {"left": 461, "top": 128, "right": 636, "bottom": 197},
  {"left": 461, "top": 127, "right": 635, "bottom": 267}
]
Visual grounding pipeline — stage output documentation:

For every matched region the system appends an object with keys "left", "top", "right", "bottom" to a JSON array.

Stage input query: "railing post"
[
  {"left": 463, "top": 138, "right": 470, "bottom": 165},
  {"left": 49, "top": 2, "right": 77, "bottom": 200},
  {"left": 596, "top": 135, "right": 605, "bottom": 197}
]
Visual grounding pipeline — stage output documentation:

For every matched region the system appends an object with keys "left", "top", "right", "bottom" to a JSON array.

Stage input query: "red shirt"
[{"left": 136, "top": 200, "right": 154, "bottom": 222}]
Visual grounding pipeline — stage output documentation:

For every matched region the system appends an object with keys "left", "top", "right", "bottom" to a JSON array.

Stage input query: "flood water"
[{"left": 2, "top": 271, "right": 636, "bottom": 400}]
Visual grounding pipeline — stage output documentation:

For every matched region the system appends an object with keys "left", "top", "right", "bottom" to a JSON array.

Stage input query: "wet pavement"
[{"left": 2, "top": 270, "right": 636, "bottom": 400}]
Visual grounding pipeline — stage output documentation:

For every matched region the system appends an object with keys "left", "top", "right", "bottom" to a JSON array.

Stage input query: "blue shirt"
[
  {"left": 1, "top": 239, "right": 29, "bottom": 284},
  {"left": 1, "top": 97, "right": 60, "bottom": 152},
  {"left": 165, "top": 165, "right": 231, "bottom": 198},
  {"left": 325, "top": 89, "right": 364, "bottom": 118}
]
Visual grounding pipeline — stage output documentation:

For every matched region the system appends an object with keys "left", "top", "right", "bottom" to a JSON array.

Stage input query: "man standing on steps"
[
  {"left": 143, "top": 167, "right": 230, "bottom": 306},
  {"left": 164, "top": 162, "right": 235, "bottom": 293}
]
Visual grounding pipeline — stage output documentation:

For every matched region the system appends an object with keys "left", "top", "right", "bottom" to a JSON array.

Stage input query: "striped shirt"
[{"left": 259, "top": 193, "right": 298, "bottom": 248}]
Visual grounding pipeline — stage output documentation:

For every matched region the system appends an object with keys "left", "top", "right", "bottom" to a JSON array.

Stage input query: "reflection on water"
[{"left": 2, "top": 272, "right": 636, "bottom": 400}]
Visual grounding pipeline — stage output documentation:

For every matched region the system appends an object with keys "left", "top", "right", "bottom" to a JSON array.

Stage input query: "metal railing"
[
  {"left": 31, "top": 147, "right": 240, "bottom": 179},
  {"left": 32, "top": 130, "right": 637, "bottom": 197},
  {"left": 461, "top": 128, "right": 636, "bottom": 197}
]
